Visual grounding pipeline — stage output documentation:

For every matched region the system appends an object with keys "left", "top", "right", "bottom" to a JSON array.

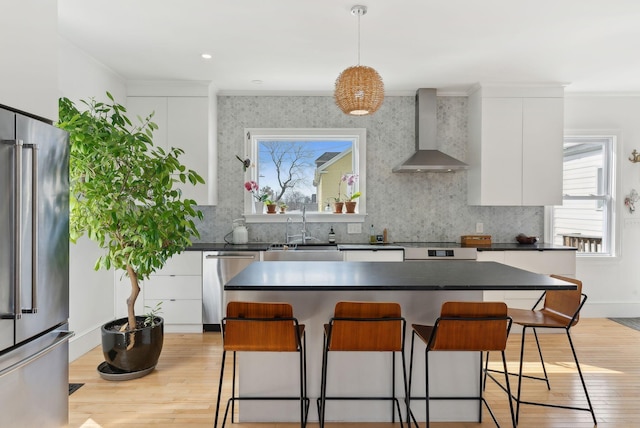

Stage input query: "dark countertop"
[
  {"left": 187, "top": 242, "right": 405, "bottom": 251},
  {"left": 476, "top": 243, "right": 576, "bottom": 251},
  {"left": 225, "top": 260, "right": 576, "bottom": 291},
  {"left": 186, "top": 242, "right": 271, "bottom": 251},
  {"left": 188, "top": 242, "right": 575, "bottom": 252}
]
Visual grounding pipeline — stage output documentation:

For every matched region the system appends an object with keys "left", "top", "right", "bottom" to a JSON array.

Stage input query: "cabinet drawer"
[
  {"left": 144, "top": 299, "right": 202, "bottom": 324},
  {"left": 144, "top": 276, "right": 202, "bottom": 299},
  {"left": 157, "top": 252, "right": 202, "bottom": 276},
  {"left": 503, "top": 251, "right": 575, "bottom": 275}
]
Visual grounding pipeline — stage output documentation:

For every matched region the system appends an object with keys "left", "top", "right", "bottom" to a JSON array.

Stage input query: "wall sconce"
[
  {"left": 625, "top": 189, "right": 638, "bottom": 213},
  {"left": 629, "top": 149, "right": 640, "bottom": 163}
]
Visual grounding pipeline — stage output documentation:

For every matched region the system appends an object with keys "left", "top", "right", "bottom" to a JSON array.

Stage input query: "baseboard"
[
  {"left": 580, "top": 302, "right": 640, "bottom": 318},
  {"left": 163, "top": 324, "right": 203, "bottom": 334},
  {"left": 69, "top": 324, "right": 102, "bottom": 363}
]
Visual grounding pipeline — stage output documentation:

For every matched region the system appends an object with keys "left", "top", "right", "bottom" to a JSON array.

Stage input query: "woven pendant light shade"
[{"left": 334, "top": 65, "right": 384, "bottom": 115}]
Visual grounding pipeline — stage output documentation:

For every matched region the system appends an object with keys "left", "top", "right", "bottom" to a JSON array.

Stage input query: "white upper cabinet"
[
  {"left": 127, "top": 96, "right": 209, "bottom": 204},
  {"left": 467, "top": 85, "right": 564, "bottom": 206},
  {"left": 1, "top": 0, "right": 58, "bottom": 120}
]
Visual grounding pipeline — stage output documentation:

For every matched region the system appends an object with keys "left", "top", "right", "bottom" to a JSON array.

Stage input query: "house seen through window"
[
  {"left": 244, "top": 129, "right": 366, "bottom": 218},
  {"left": 550, "top": 135, "right": 615, "bottom": 256}
]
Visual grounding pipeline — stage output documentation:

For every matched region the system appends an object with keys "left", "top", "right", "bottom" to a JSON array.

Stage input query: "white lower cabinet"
[
  {"left": 342, "top": 250, "right": 404, "bottom": 262},
  {"left": 479, "top": 250, "right": 576, "bottom": 309},
  {"left": 114, "top": 252, "right": 203, "bottom": 333}
]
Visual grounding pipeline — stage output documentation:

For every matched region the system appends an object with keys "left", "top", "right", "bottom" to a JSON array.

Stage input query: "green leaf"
[{"left": 56, "top": 91, "right": 205, "bottom": 324}]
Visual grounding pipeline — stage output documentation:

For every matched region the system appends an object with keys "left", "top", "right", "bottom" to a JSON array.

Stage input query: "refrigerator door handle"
[
  {"left": 0, "top": 330, "right": 74, "bottom": 378},
  {"left": 13, "top": 140, "right": 22, "bottom": 320},
  {"left": 21, "top": 143, "right": 38, "bottom": 314}
]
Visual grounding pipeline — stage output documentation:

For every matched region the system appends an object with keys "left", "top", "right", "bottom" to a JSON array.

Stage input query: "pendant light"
[{"left": 334, "top": 5, "right": 384, "bottom": 116}]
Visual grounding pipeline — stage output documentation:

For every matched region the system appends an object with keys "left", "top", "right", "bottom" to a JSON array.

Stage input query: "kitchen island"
[{"left": 224, "top": 261, "right": 574, "bottom": 424}]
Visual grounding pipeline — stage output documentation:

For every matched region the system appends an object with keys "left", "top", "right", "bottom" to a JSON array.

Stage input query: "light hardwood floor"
[{"left": 68, "top": 318, "right": 639, "bottom": 427}]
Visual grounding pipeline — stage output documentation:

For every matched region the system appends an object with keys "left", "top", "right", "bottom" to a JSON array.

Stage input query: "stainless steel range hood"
[{"left": 392, "top": 88, "right": 468, "bottom": 173}]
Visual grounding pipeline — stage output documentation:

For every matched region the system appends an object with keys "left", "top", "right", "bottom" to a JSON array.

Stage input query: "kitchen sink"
[
  {"left": 264, "top": 243, "right": 342, "bottom": 261},
  {"left": 295, "top": 244, "right": 338, "bottom": 251},
  {"left": 268, "top": 243, "right": 338, "bottom": 251}
]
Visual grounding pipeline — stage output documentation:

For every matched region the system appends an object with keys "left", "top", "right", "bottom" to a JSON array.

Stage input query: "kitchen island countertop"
[{"left": 225, "top": 260, "right": 576, "bottom": 291}]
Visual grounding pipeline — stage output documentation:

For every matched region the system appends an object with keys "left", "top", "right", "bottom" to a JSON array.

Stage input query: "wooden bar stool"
[
  {"left": 318, "top": 301, "right": 409, "bottom": 428},
  {"left": 214, "top": 301, "right": 309, "bottom": 428},
  {"left": 486, "top": 275, "right": 597, "bottom": 425},
  {"left": 408, "top": 301, "right": 515, "bottom": 428}
]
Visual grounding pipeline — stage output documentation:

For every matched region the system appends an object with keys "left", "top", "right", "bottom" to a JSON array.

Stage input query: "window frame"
[
  {"left": 243, "top": 128, "right": 367, "bottom": 223},
  {"left": 545, "top": 133, "right": 618, "bottom": 257}
]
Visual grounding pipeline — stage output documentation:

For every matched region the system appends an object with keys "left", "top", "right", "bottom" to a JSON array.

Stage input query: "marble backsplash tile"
[{"left": 193, "top": 95, "right": 543, "bottom": 245}]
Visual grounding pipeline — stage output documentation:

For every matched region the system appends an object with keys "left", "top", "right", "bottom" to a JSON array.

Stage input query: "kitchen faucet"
[{"left": 285, "top": 205, "right": 318, "bottom": 244}]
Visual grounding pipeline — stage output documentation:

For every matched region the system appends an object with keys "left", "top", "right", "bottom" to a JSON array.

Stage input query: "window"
[
  {"left": 549, "top": 135, "right": 615, "bottom": 256},
  {"left": 243, "top": 128, "right": 366, "bottom": 222}
]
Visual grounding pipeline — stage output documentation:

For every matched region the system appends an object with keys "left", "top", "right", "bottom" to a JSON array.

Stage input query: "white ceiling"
[{"left": 58, "top": 0, "right": 640, "bottom": 96}]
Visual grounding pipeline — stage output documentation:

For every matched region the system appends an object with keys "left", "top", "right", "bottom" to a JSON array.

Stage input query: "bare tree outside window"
[
  {"left": 257, "top": 139, "right": 352, "bottom": 212},
  {"left": 243, "top": 128, "right": 367, "bottom": 219},
  {"left": 259, "top": 141, "right": 316, "bottom": 204}
]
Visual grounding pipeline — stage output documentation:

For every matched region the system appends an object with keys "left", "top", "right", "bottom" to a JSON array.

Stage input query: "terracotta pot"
[
  {"left": 266, "top": 204, "right": 277, "bottom": 214},
  {"left": 333, "top": 202, "right": 344, "bottom": 213},
  {"left": 344, "top": 201, "right": 357, "bottom": 213}
]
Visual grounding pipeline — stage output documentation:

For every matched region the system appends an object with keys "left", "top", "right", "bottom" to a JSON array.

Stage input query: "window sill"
[{"left": 244, "top": 213, "right": 367, "bottom": 224}]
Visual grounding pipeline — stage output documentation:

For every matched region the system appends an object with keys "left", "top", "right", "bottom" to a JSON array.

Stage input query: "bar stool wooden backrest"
[
  {"left": 327, "top": 301, "right": 403, "bottom": 351},
  {"left": 223, "top": 301, "right": 301, "bottom": 352},
  {"left": 216, "top": 301, "right": 308, "bottom": 428},
  {"left": 429, "top": 301, "right": 510, "bottom": 352},
  {"left": 409, "top": 301, "right": 515, "bottom": 428},
  {"left": 544, "top": 275, "right": 583, "bottom": 327}
]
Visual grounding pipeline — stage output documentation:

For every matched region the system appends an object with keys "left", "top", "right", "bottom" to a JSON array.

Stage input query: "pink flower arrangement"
[{"left": 244, "top": 180, "right": 271, "bottom": 202}]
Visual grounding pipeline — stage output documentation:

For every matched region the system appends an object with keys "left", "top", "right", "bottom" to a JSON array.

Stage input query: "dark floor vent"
[{"left": 68, "top": 383, "right": 84, "bottom": 395}]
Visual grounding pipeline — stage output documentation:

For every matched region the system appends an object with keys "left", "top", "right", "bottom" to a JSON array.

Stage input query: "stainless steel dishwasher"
[{"left": 202, "top": 251, "right": 259, "bottom": 331}]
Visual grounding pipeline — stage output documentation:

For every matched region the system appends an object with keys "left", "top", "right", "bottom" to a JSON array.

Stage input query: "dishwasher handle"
[{"left": 205, "top": 254, "right": 257, "bottom": 260}]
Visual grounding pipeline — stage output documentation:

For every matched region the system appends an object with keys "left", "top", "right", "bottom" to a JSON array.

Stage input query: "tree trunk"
[{"left": 126, "top": 265, "right": 140, "bottom": 331}]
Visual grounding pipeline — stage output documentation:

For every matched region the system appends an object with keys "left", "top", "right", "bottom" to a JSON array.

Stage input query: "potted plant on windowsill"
[
  {"left": 57, "top": 92, "right": 204, "bottom": 379},
  {"left": 341, "top": 173, "right": 360, "bottom": 214},
  {"left": 265, "top": 199, "right": 277, "bottom": 214}
]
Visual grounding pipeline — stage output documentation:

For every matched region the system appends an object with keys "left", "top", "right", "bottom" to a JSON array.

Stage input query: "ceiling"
[{"left": 58, "top": 0, "right": 640, "bottom": 96}]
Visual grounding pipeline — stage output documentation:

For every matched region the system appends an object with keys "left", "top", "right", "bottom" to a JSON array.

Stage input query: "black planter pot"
[{"left": 101, "top": 316, "right": 164, "bottom": 373}]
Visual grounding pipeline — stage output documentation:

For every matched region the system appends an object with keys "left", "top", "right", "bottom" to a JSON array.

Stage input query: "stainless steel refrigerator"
[{"left": 0, "top": 105, "right": 73, "bottom": 427}]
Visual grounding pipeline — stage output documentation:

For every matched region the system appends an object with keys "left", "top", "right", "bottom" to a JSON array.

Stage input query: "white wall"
[
  {"left": 564, "top": 95, "right": 640, "bottom": 317},
  {"left": 0, "top": 0, "right": 59, "bottom": 120},
  {"left": 58, "top": 37, "right": 127, "bottom": 361}
]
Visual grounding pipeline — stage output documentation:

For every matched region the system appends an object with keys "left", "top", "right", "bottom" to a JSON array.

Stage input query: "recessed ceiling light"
[
  {"left": 201, "top": 53, "right": 212, "bottom": 59},
  {"left": 251, "top": 80, "right": 263, "bottom": 85}
]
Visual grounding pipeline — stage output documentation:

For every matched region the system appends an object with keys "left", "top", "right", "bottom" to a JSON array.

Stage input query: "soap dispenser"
[{"left": 328, "top": 226, "right": 336, "bottom": 244}]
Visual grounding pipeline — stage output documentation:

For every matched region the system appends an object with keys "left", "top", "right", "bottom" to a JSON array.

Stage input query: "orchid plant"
[
  {"left": 341, "top": 173, "right": 361, "bottom": 201},
  {"left": 244, "top": 180, "right": 273, "bottom": 203},
  {"left": 245, "top": 180, "right": 267, "bottom": 202}
]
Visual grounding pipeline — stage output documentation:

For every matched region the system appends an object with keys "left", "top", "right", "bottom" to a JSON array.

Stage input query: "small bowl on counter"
[{"left": 516, "top": 234, "right": 538, "bottom": 245}]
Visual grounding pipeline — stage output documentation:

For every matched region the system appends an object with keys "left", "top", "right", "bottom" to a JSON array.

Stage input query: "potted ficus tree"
[{"left": 57, "top": 92, "right": 204, "bottom": 378}]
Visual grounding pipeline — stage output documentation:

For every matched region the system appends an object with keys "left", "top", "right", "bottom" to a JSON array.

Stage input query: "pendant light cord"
[{"left": 357, "top": 11, "right": 361, "bottom": 66}]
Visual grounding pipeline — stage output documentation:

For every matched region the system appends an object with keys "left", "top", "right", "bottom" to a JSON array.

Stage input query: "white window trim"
[
  {"left": 545, "top": 130, "right": 621, "bottom": 259},
  {"left": 242, "top": 128, "right": 367, "bottom": 224}
]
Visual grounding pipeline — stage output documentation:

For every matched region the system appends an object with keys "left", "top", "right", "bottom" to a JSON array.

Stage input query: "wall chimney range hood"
[{"left": 392, "top": 88, "right": 468, "bottom": 173}]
